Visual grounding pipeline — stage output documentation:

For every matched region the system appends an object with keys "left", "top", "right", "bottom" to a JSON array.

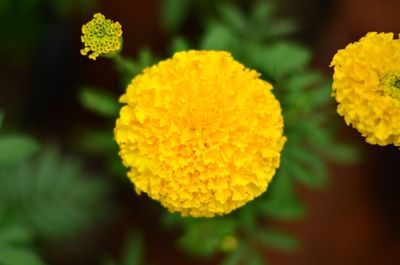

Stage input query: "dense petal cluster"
[
  {"left": 80, "top": 13, "right": 122, "bottom": 60},
  {"left": 114, "top": 51, "right": 286, "bottom": 217},
  {"left": 331, "top": 32, "right": 400, "bottom": 146}
]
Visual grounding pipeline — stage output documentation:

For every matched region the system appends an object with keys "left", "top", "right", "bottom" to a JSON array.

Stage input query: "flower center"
[{"left": 381, "top": 72, "right": 400, "bottom": 100}]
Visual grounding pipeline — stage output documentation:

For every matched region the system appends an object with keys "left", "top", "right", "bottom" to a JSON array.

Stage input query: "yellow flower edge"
[
  {"left": 331, "top": 32, "right": 400, "bottom": 146},
  {"left": 114, "top": 50, "right": 286, "bottom": 217},
  {"left": 80, "top": 13, "right": 122, "bottom": 60}
]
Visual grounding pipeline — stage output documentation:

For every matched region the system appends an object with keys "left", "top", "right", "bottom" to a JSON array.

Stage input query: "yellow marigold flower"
[
  {"left": 80, "top": 13, "right": 122, "bottom": 60},
  {"left": 114, "top": 51, "right": 286, "bottom": 217},
  {"left": 331, "top": 32, "right": 400, "bottom": 146}
]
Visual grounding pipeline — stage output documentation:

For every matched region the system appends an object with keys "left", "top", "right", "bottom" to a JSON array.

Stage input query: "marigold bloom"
[
  {"left": 331, "top": 32, "right": 400, "bottom": 146},
  {"left": 114, "top": 51, "right": 286, "bottom": 217},
  {"left": 80, "top": 13, "right": 122, "bottom": 60}
]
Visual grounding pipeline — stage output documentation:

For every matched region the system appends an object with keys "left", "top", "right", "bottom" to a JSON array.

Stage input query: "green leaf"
[
  {"left": 248, "top": 3, "right": 297, "bottom": 42},
  {"left": 0, "top": 218, "right": 44, "bottom": 265},
  {"left": 256, "top": 229, "right": 299, "bottom": 251},
  {"left": 169, "top": 36, "right": 190, "bottom": 53},
  {"left": 306, "top": 82, "right": 332, "bottom": 107},
  {"left": 161, "top": 212, "right": 182, "bottom": 228},
  {"left": 238, "top": 42, "right": 266, "bottom": 68},
  {"left": 200, "top": 24, "right": 236, "bottom": 51},
  {"left": 0, "top": 225, "right": 31, "bottom": 244},
  {"left": 251, "top": 1, "right": 274, "bottom": 22},
  {"left": 299, "top": 116, "right": 332, "bottom": 140},
  {"left": 237, "top": 205, "right": 257, "bottom": 231},
  {"left": 266, "top": 19, "right": 298, "bottom": 38},
  {"left": 137, "top": 49, "right": 155, "bottom": 69},
  {"left": 114, "top": 51, "right": 156, "bottom": 87},
  {"left": 122, "top": 233, "right": 144, "bottom": 265},
  {"left": 0, "top": 246, "right": 45, "bottom": 265},
  {"left": 259, "top": 170, "right": 306, "bottom": 220},
  {"left": 260, "top": 194, "right": 305, "bottom": 220},
  {"left": 323, "top": 143, "right": 360, "bottom": 163},
  {"left": 288, "top": 160, "right": 327, "bottom": 189},
  {"left": 0, "top": 147, "right": 111, "bottom": 239},
  {"left": 218, "top": 4, "right": 246, "bottom": 33},
  {"left": 161, "top": 0, "right": 191, "bottom": 31},
  {"left": 289, "top": 147, "right": 329, "bottom": 188},
  {"left": 79, "top": 88, "right": 119, "bottom": 118},
  {"left": 0, "top": 135, "right": 39, "bottom": 165},
  {"left": 259, "top": 42, "right": 311, "bottom": 78},
  {"left": 285, "top": 71, "right": 323, "bottom": 91},
  {"left": 114, "top": 55, "right": 139, "bottom": 80},
  {"left": 300, "top": 117, "right": 360, "bottom": 163}
]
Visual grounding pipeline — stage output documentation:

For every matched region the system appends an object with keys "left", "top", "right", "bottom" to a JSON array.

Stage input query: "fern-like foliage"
[
  {"left": 0, "top": 146, "right": 111, "bottom": 240},
  {"left": 0, "top": 218, "right": 46, "bottom": 265}
]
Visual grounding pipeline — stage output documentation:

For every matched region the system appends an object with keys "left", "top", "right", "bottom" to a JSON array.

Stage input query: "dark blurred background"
[{"left": 1, "top": 0, "right": 400, "bottom": 264}]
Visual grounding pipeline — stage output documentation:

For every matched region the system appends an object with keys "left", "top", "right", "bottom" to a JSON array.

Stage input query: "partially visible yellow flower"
[
  {"left": 114, "top": 50, "right": 286, "bottom": 217},
  {"left": 80, "top": 13, "right": 122, "bottom": 60},
  {"left": 331, "top": 32, "right": 400, "bottom": 146}
]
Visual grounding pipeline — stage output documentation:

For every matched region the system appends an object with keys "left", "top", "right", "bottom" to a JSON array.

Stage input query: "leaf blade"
[{"left": 0, "top": 135, "right": 39, "bottom": 165}]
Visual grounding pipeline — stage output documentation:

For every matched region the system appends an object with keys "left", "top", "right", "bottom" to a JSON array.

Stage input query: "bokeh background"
[{"left": 1, "top": 0, "right": 400, "bottom": 265}]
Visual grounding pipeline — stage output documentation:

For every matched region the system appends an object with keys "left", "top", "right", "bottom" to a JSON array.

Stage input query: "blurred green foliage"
[
  {"left": 0, "top": 135, "right": 39, "bottom": 165},
  {"left": 1, "top": 147, "right": 111, "bottom": 239},
  {"left": 0, "top": 212, "right": 45, "bottom": 265},
  {"left": 0, "top": 114, "right": 112, "bottom": 264},
  {"left": 161, "top": 0, "right": 191, "bottom": 32}
]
